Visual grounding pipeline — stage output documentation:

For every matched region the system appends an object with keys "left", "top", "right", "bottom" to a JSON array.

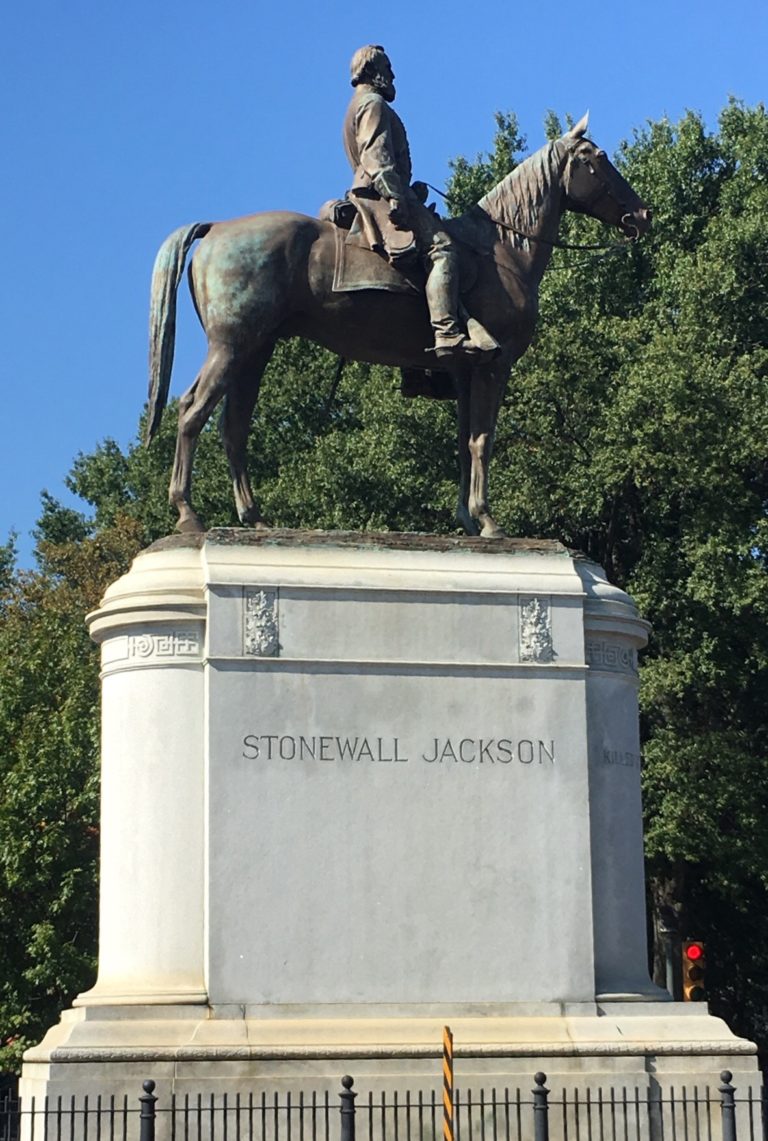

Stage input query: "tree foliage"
[
  {"left": 1, "top": 99, "right": 767, "bottom": 1066},
  {"left": 446, "top": 111, "right": 526, "bottom": 214},
  {"left": 0, "top": 518, "right": 143, "bottom": 1071}
]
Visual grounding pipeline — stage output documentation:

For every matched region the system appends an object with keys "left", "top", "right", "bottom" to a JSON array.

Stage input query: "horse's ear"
[{"left": 566, "top": 111, "right": 590, "bottom": 139}]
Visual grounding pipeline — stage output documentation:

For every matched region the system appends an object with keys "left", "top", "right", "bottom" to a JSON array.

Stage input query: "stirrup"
[
  {"left": 428, "top": 335, "right": 486, "bottom": 362},
  {"left": 432, "top": 342, "right": 481, "bottom": 361}
]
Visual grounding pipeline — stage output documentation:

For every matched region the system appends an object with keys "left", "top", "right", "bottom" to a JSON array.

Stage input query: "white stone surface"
[
  {"left": 85, "top": 532, "right": 657, "bottom": 1008},
  {"left": 22, "top": 1001, "right": 759, "bottom": 1104},
  {"left": 21, "top": 531, "right": 758, "bottom": 1099}
]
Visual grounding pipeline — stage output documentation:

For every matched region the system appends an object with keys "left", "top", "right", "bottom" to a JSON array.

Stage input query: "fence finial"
[
  {"left": 719, "top": 1071, "right": 737, "bottom": 1141},
  {"left": 139, "top": 1079, "right": 158, "bottom": 1141},
  {"left": 532, "top": 1073, "right": 550, "bottom": 1141},
  {"left": 340, "top": 1075, "right": 357, "bottom": 1141}
]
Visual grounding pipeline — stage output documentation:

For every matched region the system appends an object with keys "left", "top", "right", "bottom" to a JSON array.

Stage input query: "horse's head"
[{"left": 561, "top": 113, "right": 651, "bottom": 240}]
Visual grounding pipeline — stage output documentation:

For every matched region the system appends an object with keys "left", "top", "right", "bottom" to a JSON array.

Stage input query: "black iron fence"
[
  {"left": 2, "top": 1073, "right": 766, "bottom": 1141},
  {"left": 0, "top": 1085, "right": 17, "bottom": 1141}
]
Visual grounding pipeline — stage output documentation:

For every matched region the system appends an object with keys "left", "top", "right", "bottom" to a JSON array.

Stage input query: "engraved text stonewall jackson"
[{"left": 242, "top": 734, "right": 556, "bottom": 765}]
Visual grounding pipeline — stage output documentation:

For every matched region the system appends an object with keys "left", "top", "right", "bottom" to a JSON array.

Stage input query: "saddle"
[
  {"left": 321, "top": 193, "right": 422, "bottom": 294},
  {"left": 318, "top": 196, "right": 499, "bottom": 400},
  {"left": 322, "top": 189, "right": 499, "bottom": 291}
]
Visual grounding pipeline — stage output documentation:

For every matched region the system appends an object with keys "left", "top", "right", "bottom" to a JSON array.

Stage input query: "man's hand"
[
  {"left": 388, "top": 198, "right": 410, "bottom": 229},
  {"left": 411, "top": 180, "right": 429, "bottom": 204}
]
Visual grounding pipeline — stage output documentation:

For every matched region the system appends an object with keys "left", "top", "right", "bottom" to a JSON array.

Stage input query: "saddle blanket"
[{"left": 332, "top": 227, "right": 421, "bottom": 295}]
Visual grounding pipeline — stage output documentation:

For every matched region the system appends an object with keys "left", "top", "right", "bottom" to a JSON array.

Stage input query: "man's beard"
[{"left": 372, "top": 76, "right": 396, "bottom": 102}]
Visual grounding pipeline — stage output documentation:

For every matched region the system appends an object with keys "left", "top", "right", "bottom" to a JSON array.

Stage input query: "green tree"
[
  {"left": 0, "top": 517, "right": 143, "bottom": 1072},
  {"left": 446, "top": 111, "right": 526, "bottom": 215}
]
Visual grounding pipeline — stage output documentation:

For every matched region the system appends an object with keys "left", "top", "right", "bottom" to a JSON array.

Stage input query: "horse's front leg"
[
  {"left": 454, "top": 368, "right": 479, "bottom": 535},
  {"left": 467, "top": 364, "right": 508, "bottom": 539}
]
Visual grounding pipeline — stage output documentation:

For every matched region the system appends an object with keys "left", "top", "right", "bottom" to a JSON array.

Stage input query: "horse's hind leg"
[
  {"left": 170, "top": 342, "right": 244, "bottom": 533},
  {"left": 219, "top": 343, "right": 276, "bottom": 526}
]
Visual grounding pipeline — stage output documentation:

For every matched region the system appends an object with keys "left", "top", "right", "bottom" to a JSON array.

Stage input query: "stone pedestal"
[{"left": 21, "top": 532, "right": 757, "bottom": 1101}]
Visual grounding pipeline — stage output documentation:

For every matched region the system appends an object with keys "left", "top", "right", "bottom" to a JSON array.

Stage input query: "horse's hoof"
[
  {"left": 480, "top": 521, "right": 506, "bottom": 540},
  {"left": 176, "top": 515, "right": 206, "bottom": 534},
  {"left": 239, "top": 508, "right": 269, "bottom": 529}
]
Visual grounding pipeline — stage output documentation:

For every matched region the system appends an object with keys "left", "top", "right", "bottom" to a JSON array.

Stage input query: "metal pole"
[
  {"left": 533, "top": 1073, "right": 550, "bottom": 1141},
  {"left": 139, "top": 1081, "right": 157, "bottom": 1141},
  {"left": 340, "top": 1076, "right": 357, "bottom": 1141},
  {"left": 443, "top": 1026, "right": 454, "bottom": 1141}
]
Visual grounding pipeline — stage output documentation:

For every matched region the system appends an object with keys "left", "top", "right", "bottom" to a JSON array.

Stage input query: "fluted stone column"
[
  {"left": 579, "top": 563, "right": 655, "bottom": 999},
  {"left": 80, "top": 543, "right": 207, "bottom": 1004}
]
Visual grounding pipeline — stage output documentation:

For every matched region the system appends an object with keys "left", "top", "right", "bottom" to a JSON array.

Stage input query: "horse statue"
[{"left": 147, "top": 114, "right": 650, "bottom": 537}]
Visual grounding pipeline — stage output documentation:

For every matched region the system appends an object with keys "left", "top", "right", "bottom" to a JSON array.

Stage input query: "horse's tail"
[{"left": 146, "top": 222, "right": 213, "bottom": 445}]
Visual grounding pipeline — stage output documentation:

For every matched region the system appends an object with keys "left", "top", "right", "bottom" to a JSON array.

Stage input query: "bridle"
[
  {"left": 561, "top": 146, "right": 642, "bottom": 244},
  {"left": 478, "top": 208, "right": 637, "bottom": 253}
]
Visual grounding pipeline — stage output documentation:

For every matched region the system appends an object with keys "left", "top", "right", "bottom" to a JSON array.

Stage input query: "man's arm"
[{"left": 354, "top": 96, "right": 410, "bottom": 224}]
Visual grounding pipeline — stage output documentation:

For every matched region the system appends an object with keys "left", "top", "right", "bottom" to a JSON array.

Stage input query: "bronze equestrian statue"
[{"left": 147, "top": 53, "right": 651, "bottom": 538}]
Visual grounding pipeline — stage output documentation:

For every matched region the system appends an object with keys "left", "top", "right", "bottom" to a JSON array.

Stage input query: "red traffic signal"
[{"left": 682, "top": 941, "right": 706, "bottom": 1001}]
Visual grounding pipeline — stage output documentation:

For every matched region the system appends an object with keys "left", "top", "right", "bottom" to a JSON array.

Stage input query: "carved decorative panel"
[
  {"left": 244, "top": 589, "right": 279, "bottom": 657},
  {"left": 519, "top": 597, "right": 554, "bottom": 663}
]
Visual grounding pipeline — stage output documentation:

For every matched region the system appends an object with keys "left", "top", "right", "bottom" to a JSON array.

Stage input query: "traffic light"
[{"left": 682, "top": 941, "right": 706, "bottom": 1001}]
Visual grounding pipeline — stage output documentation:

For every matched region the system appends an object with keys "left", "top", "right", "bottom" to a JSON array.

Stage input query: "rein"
[{"left": 425, "top": 183, "right": 637, "bottom": 255}]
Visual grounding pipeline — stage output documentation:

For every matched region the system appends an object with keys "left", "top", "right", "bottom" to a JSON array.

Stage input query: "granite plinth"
[{"left": 22, "top": 531, "right": 757, "bottom": 1100}]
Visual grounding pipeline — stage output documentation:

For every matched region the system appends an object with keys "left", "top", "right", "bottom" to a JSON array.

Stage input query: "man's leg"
[
  {"left": 425, "top": 236, "right": 469, "bottom": 352},
  {"left": 412, "top": 211, "right": 476, "bottom": 359}
]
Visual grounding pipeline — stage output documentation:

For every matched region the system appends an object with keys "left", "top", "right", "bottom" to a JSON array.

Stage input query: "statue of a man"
[{"left": 344, "top": 45, "right": 478, "bottom": 363}]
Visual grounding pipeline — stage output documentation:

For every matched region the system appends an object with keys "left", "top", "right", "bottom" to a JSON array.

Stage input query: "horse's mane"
[{"left": 478, "top": 138, "right": 567, "bottom": 247}]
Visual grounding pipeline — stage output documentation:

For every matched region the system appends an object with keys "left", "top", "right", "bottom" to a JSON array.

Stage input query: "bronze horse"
[{"left": 147, "top": 115, "right": 650, "bottom": 537}]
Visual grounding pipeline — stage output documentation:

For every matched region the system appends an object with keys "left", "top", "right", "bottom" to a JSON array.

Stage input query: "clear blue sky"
[{"left": 2, "top": 0, "right": 766, "bottom": 566}]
